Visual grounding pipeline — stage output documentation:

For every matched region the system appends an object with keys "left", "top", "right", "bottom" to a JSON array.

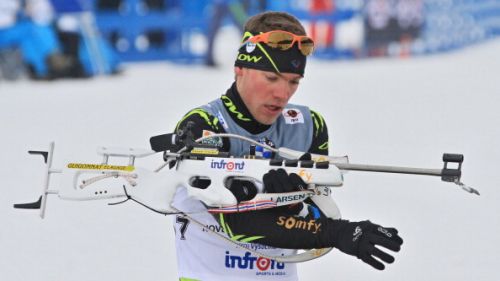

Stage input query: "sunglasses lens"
[
  {"left": 246, "top": 31, "right": 315, "bottom": 56},
  {"left": 300, "top": 39, "right": 314, "bottom": 55},
  {"left": 267, "top": 32, "right": 295, "bottom": 50}
]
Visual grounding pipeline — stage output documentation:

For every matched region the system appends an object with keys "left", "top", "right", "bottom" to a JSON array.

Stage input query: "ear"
[{"left": 234, "top": 66, "right": 244, "bottom": 77}]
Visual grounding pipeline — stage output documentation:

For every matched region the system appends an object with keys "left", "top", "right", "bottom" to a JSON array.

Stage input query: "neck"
[{"left": 222, "top": 83, "right": 271, "bottom": 134}]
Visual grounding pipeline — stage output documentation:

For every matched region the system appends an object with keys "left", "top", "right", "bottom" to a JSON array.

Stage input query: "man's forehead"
[
  {"left": 248, "top": 68, "right": 302, "bottom": 80},
  {"left": 278, "top": 72, "right": 303, "bottom": 80}
]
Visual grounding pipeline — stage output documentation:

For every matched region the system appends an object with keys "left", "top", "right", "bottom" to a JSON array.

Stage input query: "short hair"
[{"left": 244, "top": 11, "right": 306, "bottom": 36}]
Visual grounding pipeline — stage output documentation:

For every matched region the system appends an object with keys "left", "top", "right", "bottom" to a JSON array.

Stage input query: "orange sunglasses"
[{"left": 243, "top": 30, "right": 315, "bottom": 56}]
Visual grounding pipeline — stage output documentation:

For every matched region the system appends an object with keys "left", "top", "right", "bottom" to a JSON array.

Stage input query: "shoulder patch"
[{"left": 282, "top": 108, "right": 304, "bottom": 124}]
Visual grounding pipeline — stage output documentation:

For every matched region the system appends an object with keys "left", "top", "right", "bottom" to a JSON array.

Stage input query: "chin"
[{"left": 258, "top": 116, "right": 279, "bottom": 125}]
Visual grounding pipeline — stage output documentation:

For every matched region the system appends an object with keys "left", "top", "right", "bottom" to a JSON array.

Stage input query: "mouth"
[{"left": 264, "top": 105, "right": 284, "bottom": 114}]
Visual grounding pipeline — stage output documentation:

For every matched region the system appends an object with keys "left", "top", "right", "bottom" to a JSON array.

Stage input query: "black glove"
[
  {"left": 336, "top": 220, "right": 403, "bottom": 270},
  {"left": 263, "top": 168, "right": 307, "bottom": 193},
  {"left": 263, "top": 168, "right": 307, "bottom": 214}
]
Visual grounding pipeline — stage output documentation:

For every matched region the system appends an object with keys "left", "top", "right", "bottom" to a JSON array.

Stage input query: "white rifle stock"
[{"left": 14, "top": 131, "right": 477, "bottom": 262}]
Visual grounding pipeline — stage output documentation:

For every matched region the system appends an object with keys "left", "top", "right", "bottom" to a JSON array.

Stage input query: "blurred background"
[
  {"left": 1, "top": 0, "right": 500, "bottom": 80},
  {"left": 1, "top": 1, "right": 500, "bottom": 281}
]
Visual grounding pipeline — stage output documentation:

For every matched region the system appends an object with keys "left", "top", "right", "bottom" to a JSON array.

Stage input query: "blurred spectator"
[
  {"left": 364, "top": 0, "right": 423, "bottom": 57},
  {"left": 206, "top": 0, "right": 269, "bottom": 67},
  {"left": 55, "top": 13, "right": 120, "bottom": 77},
  {"left": 51, "top": 0, "right": 121, "bottom": 77},
  {"left": 205, "top": 0, "right": 246, "bottom": 67},
  {"left": 309, "top": 0, "right": 335, "bottom": 48},
  {"left": 0, "top": 0, "right": 79, "bottom": 80}
]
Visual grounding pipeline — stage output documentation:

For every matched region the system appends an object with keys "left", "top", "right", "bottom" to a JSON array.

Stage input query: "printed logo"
[
  {"left": 275, "top": 193, "right": 307, "bottom": 204},
  {"left": 378, "top": 226, "right": 392, "bottom": 238},
  {"left": 287, "top": 109, "right": 298, "bottom": 118},
  {"left": 313, "top": 156, "right": 328, "bottom": 162},
  {"left": 245, "top": 42, "right": 257, "bottom": 53},
  {"left": 256, "top": 257, "right": 274, "bottom": 271},
  {"left": 67, "top": 163, "right": 134, "bottom": 171},
  {"left": 242, "top": 243, "right": 277, "bottom": 252},
  {"left": 282, "top": 108, "right": 304, "bottom": 124},
  {"left": 202, "top": 224, "right": 225, "bottom": 233},
  {"left": 216, "top": 111, "right": 229, "bottom": 130},
  {"left": 225, "top": 251, "right": 286, "bottom": 275},
  {"left": 237, "top": 53, "right": 262, "bottom": 63},
  {"left": 353, "top": 226, "right": 363, "bottom": 242},
  {"left": 291, "top": 59, "right": 301, "bottom": 69},
  {"left": 297, "top": 169, "right": 313, "bottom": 182},
  {"left": 201, "top": 130, "right": 223, "bottom": 147},
  {"left": 276, "top": 216, "right": 322, "bottom": 234},
  {"left": 210, "top": 159, "right": 245, "bottom": 171},
  {"left": 191, "top": 147, "right": 219, "bottom": 155}
]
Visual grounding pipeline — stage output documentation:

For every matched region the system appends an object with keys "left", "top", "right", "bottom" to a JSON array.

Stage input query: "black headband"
[{"left": 234, "top": 31, "right": 307, "bottom": 76}]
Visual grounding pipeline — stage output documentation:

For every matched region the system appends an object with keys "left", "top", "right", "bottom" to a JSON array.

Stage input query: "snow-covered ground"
[{"left": 1, "top": 38, "right": 499, "bottom": 281}]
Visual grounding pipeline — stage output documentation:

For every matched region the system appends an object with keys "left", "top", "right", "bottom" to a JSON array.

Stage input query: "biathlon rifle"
[{"left": 14, "top": 122, "right": 479, "bottom": 262}]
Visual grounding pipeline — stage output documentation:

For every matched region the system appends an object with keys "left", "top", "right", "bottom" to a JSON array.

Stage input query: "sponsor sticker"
[
  {"left": 275, "top": 193, "right": 307, "bottom": 204},
  {"left": 282, "top": 108, "right": 304, "bottom": 124},
  {"left": 67, "top": 163, "right": 134, "bottom": 171},
  {"left": 297, "top": 169, "right": 313, "bottom": 182},
  {"left": 210, "top": 159, "right": 245, "bottom": 171},
  {"left": 216, "top": 111, "right": 229, "bottom": 130},
  {"left": 191, "top": 147, "right": 219, "bottom": 155},
  {"left": 201, "top": 130, "right": 223, "bottom": 147}
]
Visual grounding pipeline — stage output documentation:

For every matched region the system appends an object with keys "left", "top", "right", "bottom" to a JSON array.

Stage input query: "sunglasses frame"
[{"left": 244, "top": 30, "right": 315, "bottom": 56}]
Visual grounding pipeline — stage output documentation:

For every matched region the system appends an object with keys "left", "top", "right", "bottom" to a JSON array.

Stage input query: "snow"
[{"left": 1, "top": 38, "right": 500, "bottom": 281}]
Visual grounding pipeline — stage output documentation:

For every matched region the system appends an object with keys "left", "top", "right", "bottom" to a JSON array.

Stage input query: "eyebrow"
[{"left": 277, "top": 73, "right": 302, "bottom": 82}]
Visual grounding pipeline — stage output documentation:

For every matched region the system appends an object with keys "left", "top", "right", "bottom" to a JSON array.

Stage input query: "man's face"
[{"left": 235, "top": 67, "right": 302, "bottom": 125}]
